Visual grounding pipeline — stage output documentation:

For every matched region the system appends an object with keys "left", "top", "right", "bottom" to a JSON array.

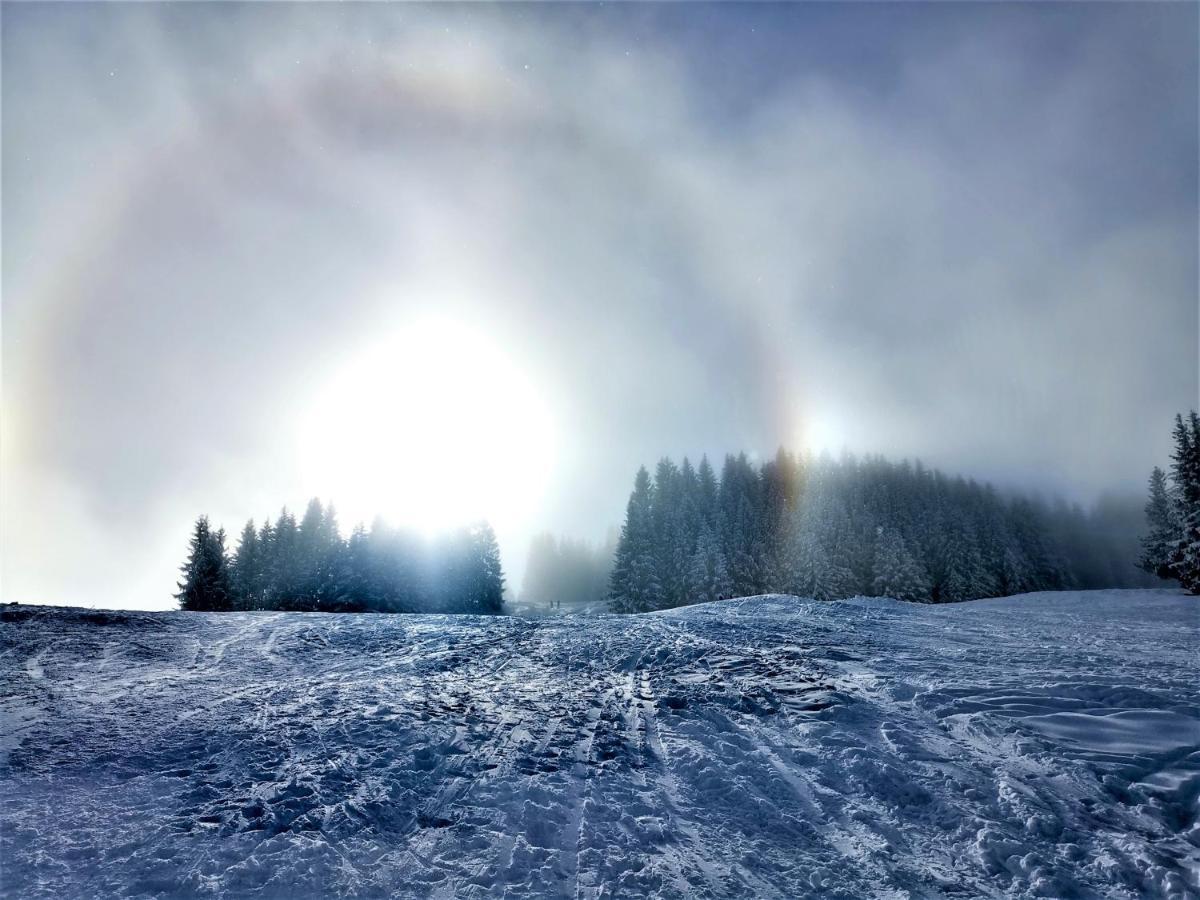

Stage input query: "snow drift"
[{"left": 1, "top": 590, "right": 1197, "bottom": 898}]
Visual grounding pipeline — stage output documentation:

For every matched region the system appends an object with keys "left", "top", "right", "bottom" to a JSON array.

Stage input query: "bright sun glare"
[{"left": 299, "top": 318, "right": 558, "bottom": 536}]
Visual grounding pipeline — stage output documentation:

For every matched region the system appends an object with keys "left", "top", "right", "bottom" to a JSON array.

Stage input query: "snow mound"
[{"left": 1, "top": 590, "right": 1197, "bottom": 898}]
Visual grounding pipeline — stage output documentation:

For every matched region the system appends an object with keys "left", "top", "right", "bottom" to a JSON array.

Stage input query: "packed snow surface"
[{"left": 1, "top": 590, "right": 1197, "bottom": 898}]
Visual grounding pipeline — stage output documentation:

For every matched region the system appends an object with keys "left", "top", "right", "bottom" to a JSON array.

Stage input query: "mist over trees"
[
  {"left": 609, "top": 449, "right": 1160, "bottom": 613},
  {"left": 174, "top": 433, "right": 1187, "bottom": 619},
  {"left": 176, "top": 499, "right": 505, "bottom": 614},
  {"left": 1140, "top": 412, "right": 1200, "bottom": 593},
  {"left": 1053, "top": 493, "right": 1164, "bottom": 591},
  {"left": 520, "top": 533, "right": 615, "bottom": 612}
]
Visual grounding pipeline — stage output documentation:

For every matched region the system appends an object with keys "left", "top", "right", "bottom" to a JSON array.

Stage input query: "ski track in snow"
[{"left": 0, "top": 590, "right": 1197, "bottom": 899}]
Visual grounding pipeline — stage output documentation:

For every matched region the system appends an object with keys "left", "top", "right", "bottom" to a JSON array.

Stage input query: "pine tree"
[
  {"left": 176, "top": 516, "right": 234, "bottom": 611},
  {"left": 1000, "top": 542, "right": 1032, "bottom": 596},
  {"left": 1139, "top": 467, "right": 1177, "bottom": 579},
  {"left": 296, "top": 499, "right": 325, "bottom": 610},
  {"left": 251, "top": 518, "right": 275, "bottom": 610},
  {"left": 696, "top": 455, "right": 720, "bottom": 528},
  {"left": 760, "top": 449, "right": 797, "bottom": 591},
  {"left": 269, "top": 508, "right": 299, "bottom": 609},
  {"left": 295, "top": 498, "right": 343, "bottom": 610},
  {"left": 719, "top": 454, "right": 768, "bottom": 596},
  {"left": 334, "top": 523, "right": 371, "bottom": 612},
  {"left": 1007, "top": 497, "right": 1067, "bottom": 592},
  {"left": 1166, "top": 413, "right": 1200, "bottom": 592},
  {"left": 461, "top": 522, "right": 505, "bottom": 614},
  {"left": 816, "top": 499, "right": 859, "bottom": 600},
  {"left": 609, "top": 467, "right": 662, "bottom": 612},
  {"left": 174, "top": 500, "right": 512, "bottom": 615},
  {"left": 366, "top": 519, "right": 421, "bottom": 613},
  {"left": 785, "top": 481, "right": 855, "bottom": 601},
  {"left": 230, "top": 520, "right": 260, "bottom": 610},
  {"left": 317, "top": 504, "right": 345, "bottom": 609},
  {"left": 1139, "top": 413, "right": 1200, "bottom": 593},
  {"left": 727, "top": 494, "right": 761, "bottom": 595},
  {"left": 651, "top": 458, "right": 687, "bottom": 608},
  {"left": 872, "top": 526, "right": 931, "bottom": 602},
  {"left": 689, "top": 525, "right": 732, "bottom": 604},
  {"left": 928, "top": 508, "right": 996, "bottom": 602},
  {"left": 670, "top": 457, "right": 703, "bottom": 606}
]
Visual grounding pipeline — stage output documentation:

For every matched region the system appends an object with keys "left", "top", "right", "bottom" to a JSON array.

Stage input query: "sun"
[{"left": 298, "top": 316, "right": 558, "bottom": 536}]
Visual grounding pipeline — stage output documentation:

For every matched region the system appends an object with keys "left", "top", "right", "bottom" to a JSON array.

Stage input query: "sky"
[{"left": 2, "top": 2, "right": 1197, "bottom": 611}]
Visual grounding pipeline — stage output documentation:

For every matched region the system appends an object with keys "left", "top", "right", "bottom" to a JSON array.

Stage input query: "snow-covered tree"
[
  {"left": 872, "top": 526, "right": 931, "bottom": 602},
  {"left": 1165, "top": 412, "right": 1200, "bottom": 592},
  {"left": 1136, "top": 413, "right": 1200, "bottom": 593},
  {"left": 609, "top": 467, "right": 663, "bottom": 612},
  {"left": 718, "top": 453, "right": 770, "bottom": 597},
  {"left": 1139, "top": 467, "right": 1177, "bottom": 579},
  {"left": 601, "top": 449, "right": 1117, "bottom": 607},
  {"left": 651, "top": 457, "right": 691, "bottom": 608},
  {"left": 696, "top": 455, "right": 720, "bottom": 528},
  {"left": 689, "top": 526, "right": 732, "bottom": 604},
  {"left": 785, "top": 478, "right": 857, "bottom": 601},
  {"left": 760, "top": 448, "right": 799, "bottom": 590}
]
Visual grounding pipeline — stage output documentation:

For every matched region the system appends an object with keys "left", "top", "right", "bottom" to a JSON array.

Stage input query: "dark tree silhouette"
[
  {"left": 175, "top": 500, "right": 510, "bottom": 614},
  {"left": 176, "top": 516, "right": 234, "bottom": 612}
]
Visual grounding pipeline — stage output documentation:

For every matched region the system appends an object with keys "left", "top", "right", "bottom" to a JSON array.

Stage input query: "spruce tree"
[
  {"left": 651, "top": 458, "right": 686, "bottom": 607},
  {"left": 1139, "top": 467, "right": 1177, "bottom": 579},
  {"left": 690, "top": 525, "right": 732, "bottom": 604},
  {"left": 269, "top": 508, "right": 299, "bottom": 609},
  {"left": 230, "top": 520, "right": 260, "bottom": 610},
  {"left": 609, "top": 467, "right": 662, "bottom": 612},
  {"left": 464, "top": 522, "right": 506, "bottom": 614},
  {"left": 366, "top": 519, "right": 421, "bottom": 613},
  {"left": 816, "top": 498, "right": 859, "bottom": 600},
  {"left": 760, "top": 448, "right": 798, "bottom": 590},
  {"left": 785, "top": 482, "right": 855, "bottom": 601},
  {"left": 719, "top": 454, "right": 768, "bottom": 596},
  {"left": 872, "top": 526, "right": 931, "bottom": 602},
  {"left": 333, "top": 524, "right": 371, "bottom": 612},
  {"left": 696, "top": 455, "right": 720, "bottom": 528},
  {"left": 252, "top": 518, "right": 274, "bottom": 610},
  {"left": 670, "top": 458, "right": 703, "bottom": 606},
  {"left": 1166, "top": 413, "right": 1200, "bottom": 592},
  {"left": 296, "top": 499, "right": 326, "bottom": 611},
  {"left": 295, "top": 498, "right": 343, "bottom": 610},
  {"left": 176, "top": 516, "right": 234, "bottom": 611}
]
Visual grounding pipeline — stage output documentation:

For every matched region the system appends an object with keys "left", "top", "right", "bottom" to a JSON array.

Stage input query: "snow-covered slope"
[{"left": 1, "top": 590, "right": 1197, "bottom": 898}]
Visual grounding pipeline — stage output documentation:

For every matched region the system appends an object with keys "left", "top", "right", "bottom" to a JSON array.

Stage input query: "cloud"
[{"left": 2, "top": 3, "right": 1196, "bottom": 608}]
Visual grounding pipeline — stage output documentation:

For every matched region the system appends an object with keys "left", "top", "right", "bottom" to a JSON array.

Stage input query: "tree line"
[
  {"left": 1139, "top": 411, "right": 1200, "bottom": 593},
  {"left": 175, "top": 499, "right": 505, "bottom": 614},
  {"left": 609, "top": 449, "right": 1159, "bottom": 612},
  {"left": 176, "top": 422, "right": 1192, "bottom": 616}
]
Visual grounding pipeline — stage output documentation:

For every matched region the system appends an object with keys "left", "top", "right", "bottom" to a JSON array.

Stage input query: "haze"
[{"left": 2, "top": 2, "right": 1196, "bottom": 610}]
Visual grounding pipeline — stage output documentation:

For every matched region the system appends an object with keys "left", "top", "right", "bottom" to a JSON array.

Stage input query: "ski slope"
[{"left": 1, "top": 590, "right": 1197, "bottom": 898}]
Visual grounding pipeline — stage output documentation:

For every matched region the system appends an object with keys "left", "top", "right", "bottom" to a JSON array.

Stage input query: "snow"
[{"left": 1, "top": 589, "right": 1197, "bottom": 898}]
